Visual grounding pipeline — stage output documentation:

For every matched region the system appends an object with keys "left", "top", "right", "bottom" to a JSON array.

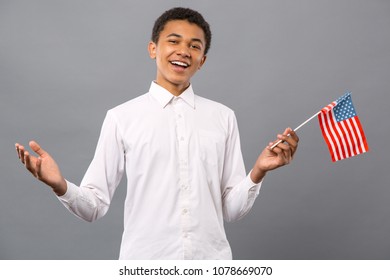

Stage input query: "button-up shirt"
[{"left": 58, "top": 82, "right": 262, "bottom": 259}]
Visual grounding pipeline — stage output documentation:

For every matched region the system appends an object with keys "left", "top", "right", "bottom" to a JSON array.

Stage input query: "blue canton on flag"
[{"left": 334, "top": 93, "right": 357, "bottom": 122}]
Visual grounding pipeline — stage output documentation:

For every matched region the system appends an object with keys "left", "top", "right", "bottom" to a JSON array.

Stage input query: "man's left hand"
[{"left": 250, "top": 127, "right": 299, "bottom": 183}]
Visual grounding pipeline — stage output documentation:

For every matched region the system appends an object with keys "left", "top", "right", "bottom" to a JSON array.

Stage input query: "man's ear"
[
  {"left": 198, "top": 55, "right": 207, "bottom": 70},
  {"left": 148, "top": 41, "right": 157, "bottom": 59}
]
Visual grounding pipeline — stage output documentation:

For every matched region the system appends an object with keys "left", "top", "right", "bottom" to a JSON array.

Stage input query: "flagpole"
[{"left": 270, "top": 110, "right": 321, "bottom": 150}]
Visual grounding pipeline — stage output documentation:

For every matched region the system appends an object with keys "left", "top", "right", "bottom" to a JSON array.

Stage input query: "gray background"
[{"left": 1, "top": 0, "right": 389, "bottom": 259}]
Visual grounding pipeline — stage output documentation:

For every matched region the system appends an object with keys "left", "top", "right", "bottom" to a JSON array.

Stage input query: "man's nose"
[{"left": 176, "top": 44, "right": 190, "bottom": 57}]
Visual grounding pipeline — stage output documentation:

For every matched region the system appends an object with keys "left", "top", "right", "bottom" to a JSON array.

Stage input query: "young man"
[{"left": 15, "top": 7, "right": 298, "bottom": 259}]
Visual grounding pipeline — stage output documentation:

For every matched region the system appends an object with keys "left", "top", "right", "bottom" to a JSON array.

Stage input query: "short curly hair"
[{"left": 151, "top": 7, "right": 212, "bottom": 55}]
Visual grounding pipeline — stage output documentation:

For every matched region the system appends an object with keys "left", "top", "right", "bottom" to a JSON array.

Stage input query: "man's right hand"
[{"left": 15, "top": 141, "right": 67, "bottom": 196}]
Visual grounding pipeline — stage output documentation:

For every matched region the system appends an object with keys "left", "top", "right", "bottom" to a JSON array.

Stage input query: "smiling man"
[
  {"left": 150, "top": 20, "right": 207, "bottom": 95},
  {"left": 15, "top": 7, "right": 298, "bottom": 259}
]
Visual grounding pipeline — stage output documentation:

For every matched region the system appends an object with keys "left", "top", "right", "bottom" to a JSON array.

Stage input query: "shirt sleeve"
[
  {"left": 57, "top": 110, "right": 125, "bottom": 222},
  {"left": 221, "top": 112, "right": 262, "bottom": 222}
]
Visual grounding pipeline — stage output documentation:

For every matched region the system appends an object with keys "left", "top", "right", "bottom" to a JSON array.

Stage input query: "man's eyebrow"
[
  {"left": 191, "top": 38, "right": 204, "bottom": 45},
  {"left": 166, "top": 33, "right": 204, "bottom": 45},
  {"left": 167, "top": 33, "right": 182, "bottom": 38}
]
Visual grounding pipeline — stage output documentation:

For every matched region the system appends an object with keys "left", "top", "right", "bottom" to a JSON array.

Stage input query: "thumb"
[{"left": 29, "top": 140, "right": 46, "bottom": 157}]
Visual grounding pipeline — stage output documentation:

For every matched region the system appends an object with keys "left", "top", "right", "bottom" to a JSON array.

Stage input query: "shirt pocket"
[{"left": 197, "top": 130, "right": 226, "bottom": 167}]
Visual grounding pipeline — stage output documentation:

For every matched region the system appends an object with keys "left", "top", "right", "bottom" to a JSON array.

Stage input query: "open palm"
[{"left": 15, "top": 141, "right": 66, "bottom": 195}]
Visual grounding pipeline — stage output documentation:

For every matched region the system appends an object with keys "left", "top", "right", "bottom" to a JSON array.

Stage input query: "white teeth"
[{"left": 171, "top": 61, "right": 189, "bottom": 67}]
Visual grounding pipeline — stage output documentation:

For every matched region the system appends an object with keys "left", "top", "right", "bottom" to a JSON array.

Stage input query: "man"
[{"left": 15, "top": 7, "right": 298, "bottom": 259}]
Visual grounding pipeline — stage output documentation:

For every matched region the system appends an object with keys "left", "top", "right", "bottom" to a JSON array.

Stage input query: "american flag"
[{"left": 318, "top": 92, "right": 369, "bottom": 162}]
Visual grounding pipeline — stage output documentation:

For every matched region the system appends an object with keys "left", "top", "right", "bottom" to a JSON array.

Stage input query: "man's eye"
[
  {"left": 191, "top": 45, "right": 201, "bottom": 50},
  {"left": 169, "top": 40, "right": 177, "bottom": 44}
]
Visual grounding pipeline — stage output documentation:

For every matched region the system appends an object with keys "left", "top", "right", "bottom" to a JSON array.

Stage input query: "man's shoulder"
[
  {"left": 109, "top": 93, "right": 149, "bottom": 115},
  {"left": 195, "top": 94, "right": 235, "bottom": 115}
]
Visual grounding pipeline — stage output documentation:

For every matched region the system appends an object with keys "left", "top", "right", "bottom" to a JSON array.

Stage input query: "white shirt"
[{"left": 58, "top": 82, "right": 262, "bottom": 259}]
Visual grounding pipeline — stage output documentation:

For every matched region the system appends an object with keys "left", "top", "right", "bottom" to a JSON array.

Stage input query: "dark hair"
[{"left": 151, "top": 7, "right": 212, "bottom": 55}]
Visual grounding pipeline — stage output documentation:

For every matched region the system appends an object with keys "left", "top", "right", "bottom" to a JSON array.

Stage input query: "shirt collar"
[{"left": 149, "top": 81, "right": 196, "bottom": 109}]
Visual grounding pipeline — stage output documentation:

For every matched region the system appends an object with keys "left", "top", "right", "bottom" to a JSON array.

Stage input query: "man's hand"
[
  {"left": 15, "top": 141, "right": 67, "bottom": 196},
  {"left": 250, "top": 128, "right": 299, "bottom": 183}
]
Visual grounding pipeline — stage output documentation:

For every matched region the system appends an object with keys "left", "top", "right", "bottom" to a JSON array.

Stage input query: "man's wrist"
[
  {"left": 52, "top": 178, "right": 67, "bottom": 196},
  {"left": 250, "top": 167, "right": 267, "bottom": 184}
]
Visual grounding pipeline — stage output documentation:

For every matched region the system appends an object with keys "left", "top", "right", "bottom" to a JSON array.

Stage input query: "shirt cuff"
[
  {"left": 57, "top": 180, "right": 79, "bottom": 204},
  {"left": 246, "top": 169, "right": 263, "bottom": 196}
]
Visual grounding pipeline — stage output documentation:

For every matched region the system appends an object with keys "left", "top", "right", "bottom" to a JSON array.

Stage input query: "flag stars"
[{"left": 334, "top": 94, "right": 357, "bottom": 122}]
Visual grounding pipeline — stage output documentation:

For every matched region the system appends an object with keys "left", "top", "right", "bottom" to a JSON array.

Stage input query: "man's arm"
[
  {"left": 15, "top": 141, "right": 67, "bottom": 196},
  {"left": 15, "top": 111, "right": 125, "bottom": 222},
  {"left": 221, "top": 113, "right": 299, "bottom": 222}
]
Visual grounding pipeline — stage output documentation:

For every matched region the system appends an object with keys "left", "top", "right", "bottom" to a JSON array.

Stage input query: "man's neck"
[{"left": 154, "top": 81, "right": 190, "bottom": 96}]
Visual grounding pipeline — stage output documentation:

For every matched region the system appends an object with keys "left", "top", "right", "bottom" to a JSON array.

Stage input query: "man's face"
[{"left": 148, "top": 20, "right": 207, "bottom": 94}]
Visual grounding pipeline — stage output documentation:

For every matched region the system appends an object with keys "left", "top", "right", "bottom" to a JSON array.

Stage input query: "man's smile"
[{"left": 170, "top": 60, "right": 190, "bottom": 68}]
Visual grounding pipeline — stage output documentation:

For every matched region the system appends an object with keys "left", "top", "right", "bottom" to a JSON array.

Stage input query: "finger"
[
  {"left": 284, "top": 128, "right": 299, "bottom": 145},
  {"left": 277, "top": 134, "right": 297, "bottom": 149},
  {"left": 278, "top": 129, "right": 299, "bottom": 147},
  {"left": 270, "top": 127, "right": 298, "bottom": 151},
  {"left": 274, "top": 140, "right": 293, "bottom": 160},
  {"left": 19, "top": 145, "right": 26, "bottom": 164},
  {"left": 24, "top": 151, "right": 36, "bottom": 176},
  {"left": 36, "top": 157, "right": 42, "bottom": 180},
  {"left": 29, "top": 141, "right": 46, "bottom": 157},
  {"left": 289, "top": 134, "right": 299, "bottom": 157},
  {"left": 267, "top": 141, "right": 275, "bottom": 150},
  {"left": 289, "top": 129, "right": 299, "bottom": 142},
  {"left": 271, "top": 145, "right": 291, "bottom": 165},
  {"left": 284, "top": 132, "right": 299, "bottom": 157},
  {"left": 273, "top": 141, "right": 291, "bottom": 153},
  {"left": 270, "top": 128, "right": 293, "bottom": 150},
  {"left": 15, "top": 143, "right": 21, "bottom": 159},
  {"left": 282, "top": 127, "right": 292, "bottom": 136}
]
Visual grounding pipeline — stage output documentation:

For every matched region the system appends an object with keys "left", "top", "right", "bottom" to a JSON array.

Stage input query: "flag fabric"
[{"left": 318, "top": 92, "right": 369, "bottom": 162}]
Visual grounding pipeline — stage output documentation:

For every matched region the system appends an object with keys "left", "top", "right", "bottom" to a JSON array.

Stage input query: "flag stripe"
[{"left": 329, "top": 110, "right": 346, "bottom": 160}]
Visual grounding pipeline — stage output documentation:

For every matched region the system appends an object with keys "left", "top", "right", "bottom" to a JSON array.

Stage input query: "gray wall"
[{"left": 1, "top": 0, "right": 389, "bottom": 259}]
